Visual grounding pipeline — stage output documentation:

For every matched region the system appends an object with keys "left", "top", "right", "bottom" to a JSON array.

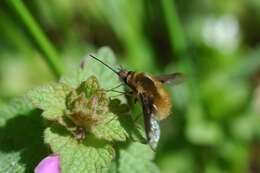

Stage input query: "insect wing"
[
  {"left": 139, "top": 93, "right": 160, "bottom": 150},
  {"left": 156, "top": 73, "right": 185, "bottom": 86},
  {"left": 149, "top": 117, "right": 160, "bottom": 150}
]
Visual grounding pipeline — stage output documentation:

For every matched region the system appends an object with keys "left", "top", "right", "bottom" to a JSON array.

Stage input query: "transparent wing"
[
  {"left": 139, "top": 93, "right": 160, "bottom": 151},
  {"left": 156, "top": 73, "right": 186, "bottom": 86}
]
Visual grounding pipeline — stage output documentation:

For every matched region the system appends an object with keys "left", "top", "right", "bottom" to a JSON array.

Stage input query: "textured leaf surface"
[
  {"left": 65, "top": 76, "right": 129, "bottom": 142},
  {"left": 60, "top": 47, "right": 126, "bottom": 100},
  {"left": 91, "top": 114, "right": 128, "bottom": 141},
  {"left": 44, "top": 125, "right": 115, "bottom": 173},
  {"left": 27, "top": 83, "right": 71, "bottom": 123},
  {"left": 0, "top": 97, "right": 48, "bottom": 173},
  {"left": 107, "top": 99, "right": 145, "bottom": 143},
  {"left": 27, "top": 65, "right": 129, "bottom": 173},
  {"left": 117, "top": 143, "right": 159, "bottom": 173}
]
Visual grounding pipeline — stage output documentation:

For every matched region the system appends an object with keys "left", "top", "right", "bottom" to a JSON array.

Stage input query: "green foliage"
[
  {"left": 60, "top": 47, "right": 124, "bottom": 94},
  {"left": 91, "top": 114, "right": 128, "bottom": 141},
  {"left": 159, "top": 150, "right": 196, "bottom": 173},
  {"left": 0, "top": 48, "right": 159, "bottom": 173},
  {"left": 27, "top": 83, "right": 71, "bottom": 124},
  {"left": 0, "top": 97, "right": 48, "bottom": 173},
  {"left": 44, "top": 125, "right": 115, "bottom": 173},
  {"left": 26, "top": 48, "right": 133, "bottom": 172},
  {"left": 1, "top": 0, "right": 260, "bottom": 172},
  {"left": 117, "top": 143, "right": 159, "bottom": 173}
]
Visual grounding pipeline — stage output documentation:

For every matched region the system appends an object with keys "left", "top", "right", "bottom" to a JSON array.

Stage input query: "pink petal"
[{"left": 34, "top": 155, "right": 61, "bottom": 173}]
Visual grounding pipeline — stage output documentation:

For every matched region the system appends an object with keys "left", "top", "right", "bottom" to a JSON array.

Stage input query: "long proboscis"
[{"left": 89, "top": 54, "right": 119, "bottom": 75}]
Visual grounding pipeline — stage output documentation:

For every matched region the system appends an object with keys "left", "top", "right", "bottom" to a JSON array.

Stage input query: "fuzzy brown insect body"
[
  {"left": 88, "top": 54, "right": 185, "bottom": 150},
  {"left": 119, "top": 71, "right": 172, "bottom": 120}
]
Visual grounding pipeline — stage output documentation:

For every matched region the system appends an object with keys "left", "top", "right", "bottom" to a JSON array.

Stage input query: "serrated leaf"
[
  {"left": 0, "top": 97, "right": 48, "bottom": 173},
  {"left": 113, "top": 101, "right": 146, "bottom": 144},
  {"left": 60, "top": 47, "right": 126, "bottom": 101},
  {"left": 76, "top": 76, "right": 100, "bottom": 98},
  {"left": 75, "top": 76, "right": 109, "bottom": 114},
  {"left": 107, "top": 99, "right": 145, "bottom": 143},
  {"left": 27, "top": 83, "right": 71, "bottom": 123},
  {"left": 91, "top": 114, "right": 128, "bottom": 141},
  {"left": 117, "top": 143, "right": 159, "bottom": 173},
  {"left": 65, "top": 69, "right": 129, "bottom": 142},
  {"left": 44, "top": 125, "right": 115, "bottom": 173}
]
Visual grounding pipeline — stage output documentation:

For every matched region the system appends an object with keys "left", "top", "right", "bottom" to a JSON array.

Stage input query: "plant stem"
[
  {"left": 161, "top": 0, "right": 212, "bottom": 141},
  {"left": 161, "top": 1, "right": 194, "bottom": 81},
  {"left": 161, "top": 0, "right": 187, "bottom": 58},
  {"left": 161, "top": 0, "right": 200, "bottom": 103},
  {"left": 7, "top": 0, "right": 64, "bottom": 79}
]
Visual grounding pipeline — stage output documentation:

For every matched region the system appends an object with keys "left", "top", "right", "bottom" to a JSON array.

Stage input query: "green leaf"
[
  {"left": 60, "top": 47, "right": 126, "bottom": 101},
  {"left": 65, "top": 76, "right": 129, "bottom": 142},
  {"left": 117, "top": 143, "right": 159, "bottom": 173},
  {"left": 75, "top": 76, "right": 109, "bottom": 114},
  {"left": 109, "top": 99, "right": 146, "bottom": 144},
  {"left": 76, "top": 76, "right": 101, "bottom": 98},
  {"left": 91, "top": 114, "right": 128, "bottom": 141},
  {"left": 88, "top": 98, "right": 130, "bottom": 142},
  {"left": 23, "top": 47, "right": 152, "bottom": 173},
  {"left": 0, "top": 97, "right": 48, "bottom": 173},
  {"left": 65, "top": 76, "right": 110, "bottom": 127},
  {"left": 44, "top": 125, "right": 115, "bottom": 173},
  {"left": 27, "top": 83, "right": 71, "bottom": 123},
  {"left": 0, "top": 97, "right": 34, "bottom": 126}
]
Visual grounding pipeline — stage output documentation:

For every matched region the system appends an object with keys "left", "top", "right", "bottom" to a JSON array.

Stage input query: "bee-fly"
[{"left": 88, "top": 54, "right": 185, "bottom": 150}]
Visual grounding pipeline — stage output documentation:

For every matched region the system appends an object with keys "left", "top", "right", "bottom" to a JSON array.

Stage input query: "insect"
[{"left": 88, "top": 54, "right": 185, "bottom": 150}]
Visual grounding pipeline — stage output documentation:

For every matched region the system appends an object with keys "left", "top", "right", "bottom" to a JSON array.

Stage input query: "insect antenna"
[{"left": 89, "top": 54, "right": 119, "bottom": 75}]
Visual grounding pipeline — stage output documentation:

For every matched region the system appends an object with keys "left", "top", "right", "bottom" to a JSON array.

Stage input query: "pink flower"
[{"left": 34, "top": 155, "right": 61, "bottom": 173}]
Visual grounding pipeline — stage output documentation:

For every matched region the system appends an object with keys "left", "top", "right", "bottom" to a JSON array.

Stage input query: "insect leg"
[{"left": 108, "top": 84, "right": 124, "bottom": 90}]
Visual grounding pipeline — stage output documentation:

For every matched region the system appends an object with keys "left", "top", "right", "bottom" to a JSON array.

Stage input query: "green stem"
[
  {"left": 161, "top": 0, "right": 187, "bottom": 58},
  {"left": 161, "top": 0, "right": 211, "bottom": 140},
  {"left": 7, "top": 0, "right": 64, "bottom": 79},
  {"left": 161, "top": 0, "right": 199, "bottom": 102}
]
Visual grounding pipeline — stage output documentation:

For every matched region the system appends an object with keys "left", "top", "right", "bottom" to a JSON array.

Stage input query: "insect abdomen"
[
  {"left": 153, "top": 85, "right": 172, "bottom": 120},
  {"left": 133, "top": 72, "right": 172, "bottom": 120}
]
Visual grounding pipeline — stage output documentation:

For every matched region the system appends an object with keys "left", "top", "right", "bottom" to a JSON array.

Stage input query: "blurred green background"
[{"left": 1, "top": 0, "right": 260, "bottom": 172}]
